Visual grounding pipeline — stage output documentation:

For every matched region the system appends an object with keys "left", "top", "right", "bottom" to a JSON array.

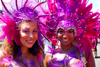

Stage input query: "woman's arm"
[
  {"left": 44, "top": 53, "right": 51, "bottom": 67},
  {"left": 86, "top": 51, "right": 95, "bottom": 67}
]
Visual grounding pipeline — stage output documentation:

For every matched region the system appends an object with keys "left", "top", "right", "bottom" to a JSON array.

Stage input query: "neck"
[
  {"left": 60, "top": 43, "right": 73, "bottom": 52},
  {"left": 21, "top": 46, "right": 29, "bottom": 54}
]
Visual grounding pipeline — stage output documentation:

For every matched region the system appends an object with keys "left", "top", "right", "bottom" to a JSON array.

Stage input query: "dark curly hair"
[{"left": 1, "top": 39, "right": 42, "bottom": 59}]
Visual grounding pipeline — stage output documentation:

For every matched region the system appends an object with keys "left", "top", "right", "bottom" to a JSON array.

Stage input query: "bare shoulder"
[
  {"left": 0, "top": 50, "right": 6, "bottom": 61},
  {"left": 45, "top": 48, "right": 60, "bottom": 60},
  {"left": 0, "top": 50, "right": 8, "bottom": 66},
  {"left": 44, "top": 53, "right": 52, "bottom": 67},
  {"left": 45, "top": 53, "right": 52, "bottom": 59}
]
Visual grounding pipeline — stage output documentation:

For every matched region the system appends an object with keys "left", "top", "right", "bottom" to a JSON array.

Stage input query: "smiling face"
[
  {"left": 19, "top": 21, "right": 38, "bottom": 48},
  {"left": 57, "top": 28, "right": 74, "bottom": 46}
]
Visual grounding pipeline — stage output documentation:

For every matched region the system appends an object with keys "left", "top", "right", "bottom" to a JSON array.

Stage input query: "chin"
[
  {"left": 27, "top": 45, "right": 33, "bottom": 48},
  {"left": 63, "top": 44, "right": 69, "bottom": 46},
  {"left": 27, "top": 46, "right": 32, "bottom": 48},
  {"left": 24, "top": 44, "right": 33, "bottom": 48},
  {"left": 62, "top": 42, "right": 70, "bottom": 46}
]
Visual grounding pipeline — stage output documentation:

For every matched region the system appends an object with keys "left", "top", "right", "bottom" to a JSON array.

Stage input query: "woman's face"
[
  {"left": 19, "top": 21, "right": 38, "bottom": 48},
  {"left": 57, "top": 28, "right": 74, "bottom": 46}
]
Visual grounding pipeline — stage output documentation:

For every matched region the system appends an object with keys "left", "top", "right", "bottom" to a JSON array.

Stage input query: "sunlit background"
[
  {"left": 0, "top": 0, "right": 100, "bottom": 12},
  {"left": 0, "top": 1, "right": 100, "bottom": 66},
  {"left": 0, "top": 0, "right": 100, "bottom": 31}
]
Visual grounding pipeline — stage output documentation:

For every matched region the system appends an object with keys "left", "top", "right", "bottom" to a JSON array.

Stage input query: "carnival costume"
[
  {"left": 43, "top": 0, "right": 100, "bottom": 67},
  {"left": 0, "top": 0, "right": 49, "bottom": 66}
]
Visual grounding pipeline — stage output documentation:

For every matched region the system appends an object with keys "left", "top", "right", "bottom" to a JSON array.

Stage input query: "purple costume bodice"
[
  {"left": 47, "top": 46, "right": 87, "bottom": 67},
  {"left": 0, "top": 50, "right": 41, "bottom": 67}
]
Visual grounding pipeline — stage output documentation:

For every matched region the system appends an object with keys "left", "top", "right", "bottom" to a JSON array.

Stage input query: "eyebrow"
[{"left": 21, "top": 27, "right": 37, "bottom": 30}]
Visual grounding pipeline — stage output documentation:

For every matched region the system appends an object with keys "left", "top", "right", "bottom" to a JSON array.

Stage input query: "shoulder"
[
  {"left": 45, "top": 48, "right": 60, "bottom": 58},
  {"left": 44, "top": 53, "right": 52, "bottom": 67},
  {"left": 0, "top": 50, "right": 9, "bottom": 67},
  {"left": 45, "top": 53, "right": 52, "bottom": 61},
  {"left": 0, "top": 50, "right": 6, "bottom": 61},
  {"left": 45, "top": 48, "right": 59, "bottom": 58}
]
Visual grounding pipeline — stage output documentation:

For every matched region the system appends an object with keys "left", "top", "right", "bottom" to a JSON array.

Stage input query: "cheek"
[
  {"left": 57, "top": 33, "right": 62, "bottom": 40},
  {"left": 70, "top": 35, "right": 74, "bottom": 40},
  {"left": 35, "top": 33, "right": 38, "bottom": 39},
  {"left": 20, "top": 31, "right": 28, "bottom": 39}
]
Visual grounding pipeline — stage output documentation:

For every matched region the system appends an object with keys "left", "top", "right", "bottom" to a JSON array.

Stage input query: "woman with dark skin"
[
  {"left": 44, "top": 0, "right": 99, "bottom": 66},
  {"left": 44, "top": 20, "right": 95, "bottom": 67}
]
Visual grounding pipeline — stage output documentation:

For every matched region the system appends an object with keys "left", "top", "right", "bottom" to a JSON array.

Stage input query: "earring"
[
  {"left": 33, "top": 43, "right": 35, "bottom": 54},
  {"left": 18, "top": 46, "right": 22, "bottom": 56}
]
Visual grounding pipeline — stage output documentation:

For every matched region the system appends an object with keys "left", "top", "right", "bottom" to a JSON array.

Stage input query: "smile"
[
  {"left": 26, "top": 40, "right": 34, "bottom": 44},
  {"left": 62, "top": 39, "right": 69, "bottom": 41}
]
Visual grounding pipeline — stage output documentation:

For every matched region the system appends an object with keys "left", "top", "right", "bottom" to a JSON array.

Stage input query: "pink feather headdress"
[
  {"left": 43, "top": 0, "right": 100, "bottom": 48},
  {"left": 41, "top": 0, "right": 100, "bottom": 61},
  {"left": 0, "top": 0, "right": 49, "bottom": 51}
]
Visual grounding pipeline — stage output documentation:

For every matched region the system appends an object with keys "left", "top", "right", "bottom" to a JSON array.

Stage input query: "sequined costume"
[
  {"left": 1, "top": 50, "right": 41, "bottom": 67},
  {"left": 47, "top": 44, "right": 88, "bottom": 67}
]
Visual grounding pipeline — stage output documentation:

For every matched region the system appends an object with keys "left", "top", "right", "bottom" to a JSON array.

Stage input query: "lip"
[
  {"left": 26, "top": 40, "right": 34, "bottom": 44},
  {"left": 62, "top": 38, "right": 69, "bottom": 42}
]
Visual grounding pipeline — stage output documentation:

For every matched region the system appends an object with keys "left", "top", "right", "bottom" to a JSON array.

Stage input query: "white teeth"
[
  {"left": 27, "top": 41, "right": 33, "bottom": 42},
  {"left": 63, "top": 39, "right": 68, "bottom": 41}
]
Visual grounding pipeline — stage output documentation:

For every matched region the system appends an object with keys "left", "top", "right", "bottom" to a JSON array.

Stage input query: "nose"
[
  {"left": 29, "top": 32, "right": 34, "bottom": 37},
  {"left": 63, "top": 32, "right": 69, "bottom": 37}
]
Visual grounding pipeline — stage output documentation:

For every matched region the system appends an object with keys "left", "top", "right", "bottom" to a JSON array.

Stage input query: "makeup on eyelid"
[{"left": 57, "top": 29, "right": 74, "bottom": 35}]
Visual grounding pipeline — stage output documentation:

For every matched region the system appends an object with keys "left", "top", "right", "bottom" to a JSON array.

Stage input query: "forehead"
[
  {"left": 20, "top": 21, "right": 37, "bottom": 29},
  {"left": 57, "top": 20, "right": 75, "bottom": 31}
]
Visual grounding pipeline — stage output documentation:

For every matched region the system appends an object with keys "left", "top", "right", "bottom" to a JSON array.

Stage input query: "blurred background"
[{"left": 0, "top": 0, "right": 100, "bottom": 67}]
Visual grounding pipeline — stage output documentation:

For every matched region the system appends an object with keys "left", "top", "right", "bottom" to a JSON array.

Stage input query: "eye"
[
  {"left": 58, "top": 30, "right": 63, "bottom": 33},
  {"left": 68, "top": 29, "right": 74, "bottom": 33},
  {"left": 58, "top": 29, "right": 64, "bottom": 34},
  {"left": 33, "top": 30, "right": 37, "bottom": 32},
  {"left": 22, "top": 30, "right": 29, "bottom": 33}
]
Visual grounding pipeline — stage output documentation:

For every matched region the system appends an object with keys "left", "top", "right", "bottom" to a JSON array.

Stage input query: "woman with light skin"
[
  {"left": 0, "top": 0, "right": 46, "bottom": 66},
  {"left": 0, "top": 20, "right": 42, "bottom": 67}
]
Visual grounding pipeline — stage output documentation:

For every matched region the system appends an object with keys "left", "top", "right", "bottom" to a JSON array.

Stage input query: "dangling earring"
[
  {"left": 18, "top": 46, "right": 22, "bottom": 56},
  {"left": 33, "top": 43, "right": 36, "bottom": 54}
]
